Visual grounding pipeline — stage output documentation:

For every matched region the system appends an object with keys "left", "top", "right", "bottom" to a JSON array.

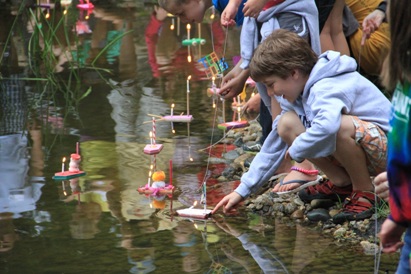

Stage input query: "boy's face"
[
  {"left": 167, "top": 0, "right": 207, "bottom": 23},
  {"left": 261, "top": 71, "right": 305, "bottom": 103}
]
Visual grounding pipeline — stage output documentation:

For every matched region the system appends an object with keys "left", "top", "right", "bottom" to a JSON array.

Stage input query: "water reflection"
[{"left": 0, "top": 2, "right": 399, "bottom": 273}]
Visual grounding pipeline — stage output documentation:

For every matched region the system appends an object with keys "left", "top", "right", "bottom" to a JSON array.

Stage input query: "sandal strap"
[{"left": 342, "top": 190, "right": 378, "bottom": 213}]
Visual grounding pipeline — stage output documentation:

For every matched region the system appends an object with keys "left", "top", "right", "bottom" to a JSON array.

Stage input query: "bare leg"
[
  {"left": 311, "top": 115, "right": 373, "bottom": 191},
  {"left": 272, "top": 112, "right": 318, "bottom": 192},
  {"left": 319, "top": 0, "right": 350, "bottom": 56}
]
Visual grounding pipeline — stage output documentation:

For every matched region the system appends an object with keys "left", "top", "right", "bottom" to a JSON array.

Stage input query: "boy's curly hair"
[{"left": 249, "top": 29, "right": 318, "bottom": 82}]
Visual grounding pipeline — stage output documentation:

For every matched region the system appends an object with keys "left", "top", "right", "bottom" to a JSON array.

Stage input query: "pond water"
[{"left": 0, "top": 1, "right": 399, "bottom": 273}]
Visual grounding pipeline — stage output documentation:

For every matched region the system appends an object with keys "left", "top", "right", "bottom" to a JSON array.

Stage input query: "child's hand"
[
  {"left": 243, "top": 0, "right": 268, "bottom": 18},
  {"left": 242, "top": 93, "right": 260, "bottom": 115},
  {"left": 221, "top": 1, "right": 240, "bottom": 26},
  {"left": 154, "top": 5, "right": 168, "bottom": 22},
  {"left": 362, "top": 9, "right": 385, "bottom": 44},
  {"left": 212, "top": 192, "right": 243, "bottom": 214},
  {"left": 379, "top": 218, "right": 405, "bottom": 253},
  {"left": 373, "top": 171, "right": 389, "bottom": 202},
  {"left": 219, "top": 67, "right": 250, "bottom": 99}
]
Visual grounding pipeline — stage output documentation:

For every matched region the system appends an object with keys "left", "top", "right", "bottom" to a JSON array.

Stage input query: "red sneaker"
[{"left": 298, "top": 179, "right": 352, "bottom": 203}]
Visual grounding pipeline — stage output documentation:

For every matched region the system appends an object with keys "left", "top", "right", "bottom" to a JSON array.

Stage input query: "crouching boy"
[{"left": 212, "top": 29, "right": 391, "bottom": 224}]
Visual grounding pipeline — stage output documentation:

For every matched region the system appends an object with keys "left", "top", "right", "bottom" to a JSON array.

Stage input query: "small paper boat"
[
  {"left": 218, "top": 121, "right": 249, "bottom": 130},
  {"left": 162, "top": 115, "right": 193, "bottom": 123},
  {"left": 77, "top": 3, "right": 94, "bottom": 9},
  {"left": 53, "top": 171, "right": 86, "bottom": 180},
  {"left": 137, "top": 184, "right": 174, "bottom": 195},
  {"left": 143, "top": 144, "right": 163, "bottom": 155},
  {"left": 176, "top": 208, "right": 212, "bottom": 219}
]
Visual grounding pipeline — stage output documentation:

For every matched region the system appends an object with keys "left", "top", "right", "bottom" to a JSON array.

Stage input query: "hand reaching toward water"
[{"left": 212, "top": 191, "right": 243, "bottom": 214}]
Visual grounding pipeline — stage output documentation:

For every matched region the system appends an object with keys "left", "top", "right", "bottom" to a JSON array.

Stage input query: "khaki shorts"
[{"left": 351, "top": 116, "right": 387, "bottom": 176}]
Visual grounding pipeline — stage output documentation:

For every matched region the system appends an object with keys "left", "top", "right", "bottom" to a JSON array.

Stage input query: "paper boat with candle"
[
  {"left": 161, "top": 115, "right": 193, "bottom": 123},
  {"left": 77, "top": 0, "right": 94, "bottom": 9},
  {"left": 137, "top": 184, "right": 174, "bottom": 195},
  {"left": 53, "top": 170, "right": 86, "bottom": 180},
  {"left": 218, "top": 120, "right": 248, "bottom": 130},
  {"left": 177, "top": 208, "right": 212, "bottom": 219},
  {"left": 53, "top": 143, "right": 86, "bottom": 180},
  {"left": 143, "top": 144, "right": 163, "bottom": 155}
]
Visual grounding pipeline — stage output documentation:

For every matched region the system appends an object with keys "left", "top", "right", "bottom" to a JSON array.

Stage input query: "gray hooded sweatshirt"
[
  {"left": 235, "top": 51, "right": 392, "bottom": 198},
  {"left": 239, "top": 0, "right": 321, "bottom": 115}
]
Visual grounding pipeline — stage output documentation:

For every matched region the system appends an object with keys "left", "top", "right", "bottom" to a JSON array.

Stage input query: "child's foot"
[
  {"left": 272, "top": 168, "right": 319, "bottom": 193},
  {"left": 332, "top": 190, "right": 379, "bottom": 224}
]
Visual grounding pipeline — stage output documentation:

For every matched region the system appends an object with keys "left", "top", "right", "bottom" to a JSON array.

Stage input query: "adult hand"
[
  {"left": 362, "top": 9, "right": 385, "bottom": 44},
  {"left": 374, "top": 172, "right": 389, "bottom": 202},
  {"left": 212, "top": 192, "right": 243, "bottom": 214},
  {"left": 379, "top": 218, "right": 405, "bottom": 253}
]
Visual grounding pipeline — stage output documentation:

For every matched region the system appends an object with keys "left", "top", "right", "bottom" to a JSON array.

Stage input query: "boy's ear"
[{"left": 291, "top": 69, "right": 300, "bottom": 79}]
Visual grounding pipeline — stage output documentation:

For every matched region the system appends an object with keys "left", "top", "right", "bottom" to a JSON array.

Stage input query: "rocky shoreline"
[{"left": 210, "top": 120, "right": 385, "bottom": 254}]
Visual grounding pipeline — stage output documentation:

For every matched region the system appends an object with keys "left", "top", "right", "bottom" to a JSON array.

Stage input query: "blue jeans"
[{"left": 396, "top": 226, "right": 411, "bottom": 274}]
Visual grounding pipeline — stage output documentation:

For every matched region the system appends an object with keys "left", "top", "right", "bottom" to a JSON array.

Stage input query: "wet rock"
[
  {"left": 333, "top": 227, "right": 347, "bottom": 238},
  {"left": 222, "top": 166, "right": 237, "bottom": 178},
  {"left": 307, "top": 208, "right": 331, "bottom": 222},
  {"left": 242, "top": 134, "right": 256, "bottom": 142},
  {"left": 360, "top": 240, "right": 379, "bottom": 255},
  {"left": 291, "top": 209, "right": 304, "bottom": 219},
  {"left": 209, "top": 157, "right": 229, "bottom": 164},
  {"left": 329, "top": 209, "right": 340, "bottom": 217},
  {"left": 284, "top": 202, "right": 298, "bottom": 215},
  {"left": 310, "top": 199, "right": 335, "bottom": 209},
  {"left": 233, "top": 137, "right": 244, "bottom": 147},
  {"left": 223, "top": 150, "right": 240, "bottom": 161},
  {"left": 293, "top": 196, "right": 305, "bottom": 206}
]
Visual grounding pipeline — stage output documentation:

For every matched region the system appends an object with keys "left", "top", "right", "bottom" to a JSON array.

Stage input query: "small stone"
[
  {"left": 307, "top": 208, "right": 331, "bottom": 222},
  {"left": 310, "top": 199, "right": 335, "bottom": 209},
  {"left": 360, "top": 240, "right": 379, "bottom": 255},
  {"left": 333, "top": 227, "right": 347, "bottom": 238},
  {"left": 329, "top": 209, "right": 340, "bottom": 217},
  {"left": 291, "top": 209, "right": 304, "bottom": 219}
]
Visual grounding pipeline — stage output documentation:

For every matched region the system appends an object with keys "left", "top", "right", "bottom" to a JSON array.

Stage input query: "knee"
[{"left": 277, "top": 112, "right": 301, "bottom": 142}]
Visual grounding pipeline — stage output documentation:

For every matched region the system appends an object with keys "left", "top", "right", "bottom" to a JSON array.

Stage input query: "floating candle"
[
  {"left": 61, "top": 157, "right": 66, "bottom": 172},
  {"left": 186, "top": 23, "right": 191, "bottom": 39}
]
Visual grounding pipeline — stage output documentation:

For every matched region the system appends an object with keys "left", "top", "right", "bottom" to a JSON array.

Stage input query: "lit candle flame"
[
  {"left": 187, "top": 55, "right": 192, "bottom": 63},
  {"left": 187, "top": 75, "right": 192, "bottom": 81},
  {"left": 190, "top": 157, "right": 194, "bottom": 161},
  {"left": 186, "top": 24, "right": 191, "bottom": 30},
  {"left": 63, "top": 157, "right": 66, "bottom": 163},
  {"left": 170, "top": 24, "right": 174, "bottom": 30},
  {"left": 193, "top": 200, "right": 198, "bottom": 207}
]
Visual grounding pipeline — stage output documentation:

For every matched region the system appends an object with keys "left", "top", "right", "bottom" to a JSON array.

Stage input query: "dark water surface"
[{"left": 0, "top": 1, "right": 399, "bottom": 273}]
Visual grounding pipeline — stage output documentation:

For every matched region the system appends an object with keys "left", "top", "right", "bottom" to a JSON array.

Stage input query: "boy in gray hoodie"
[{"left": 212, "top": 29, "right": 391, "bottom": 224}]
